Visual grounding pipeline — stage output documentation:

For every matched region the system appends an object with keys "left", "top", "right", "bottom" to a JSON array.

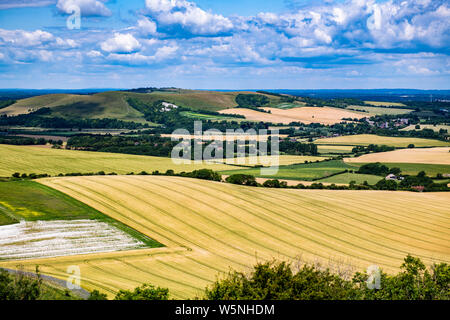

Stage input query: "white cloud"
[
  {"left": 145, "top": 0, "right": 233, "bottom": 35},
  {"left": 101, "top": 33, "right": 141, "bottom": 53},
  {"left": 56, "top": 0, "right": 111, "bottom": 17},
  {"left": 137, "top": 17, "right": 158, "bottom": 36},
  {"left": 0, "top": 28, "right": 77, "bottom": 48},
  {"left": 0, "top": 0, "right": 55, "bottom": 10}
]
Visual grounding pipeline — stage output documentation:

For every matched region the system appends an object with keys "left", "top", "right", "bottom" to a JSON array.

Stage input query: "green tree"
[{"left": 114, "top": 283, "right": 169, "bottom": 300}]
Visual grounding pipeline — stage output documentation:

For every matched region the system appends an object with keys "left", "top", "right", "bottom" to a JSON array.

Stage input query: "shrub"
[
  {"left": 88, "top": 290, "right": 108, "bottom": 300},
  {"left": 114, "top": 283, "right": 169, "bottom": 300},
  {"left": 225, "top": 174, "right": 257, "bottom": 186}
]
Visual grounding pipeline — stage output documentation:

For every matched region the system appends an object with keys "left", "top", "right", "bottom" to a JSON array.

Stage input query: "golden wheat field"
[
  {"left": 0, "top": 144, "right": 237, "bottom": 176},
  {"left": 345, "top": 147, "right": 450, "bottom": 165},
  {"left": 1, "top": 175, "right": 448, "bottom": 299},
  {"left": 219, "top": 107, "right": 365, "bottom": 125}
]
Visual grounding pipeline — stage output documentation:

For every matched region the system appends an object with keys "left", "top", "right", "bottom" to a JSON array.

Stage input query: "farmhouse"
[{"left": 385, "top": 174, "right": 404, "bottom": 181}]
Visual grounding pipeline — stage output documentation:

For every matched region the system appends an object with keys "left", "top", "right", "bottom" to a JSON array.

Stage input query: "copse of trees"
[
  {"left": 0, "top": 99, "right": 16, "bottom": 110},
  {"left": 357, "top": 162, "right": 401, "bottom": 176},
  {"left": 114, "top": 284, "right": 169, "bottom": 300},
  {"left": 225, "top": 174, "right": 258, "bottom": 186},
  {"left": 235, "top": 94, "right": 269, "bottom": 110},
  {"left": 0, "top": 136, "right": 47, "bottom": 146}
]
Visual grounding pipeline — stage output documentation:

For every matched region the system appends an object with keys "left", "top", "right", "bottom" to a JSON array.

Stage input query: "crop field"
[
  {"left": 347, "top": 106, "right": 413, "bottom": 115},
  {"left": 179, "top": 111, "right": 245, "bottom": 122},
  {"left": 317, "top": 145, "right": 354, "bottom": 154},
  {"left": 316, "top": 172, "right": 383, "bottom": 185},
  {"left": 221, "top": 160, "right": 360, "bottom": 181},
  {"left": 345, "top": 147, "right": 450, "bottom": 165},
  {"left": 219, "top": 107, "right": 365, "bottom": 125},
  {"left": 0, "top": 144, "right": 237, "bottom": 176},
  {"left": 211, "top": 155, "right": 328, "bottom": 166},
  {"left": 400, "top": 124, "right": 450, "bottom": 132},
  {"left": 0, "top": 175, "right": 448, "bottom": 299},
  {"left": 380, "top": 163, "right": 450, "bottom": 176},
  {"left": 314, "top": 134, "right": 450, "bottom": 147},
  {"left": 364, "top": 101, "right": 407, "bottom": 107}
]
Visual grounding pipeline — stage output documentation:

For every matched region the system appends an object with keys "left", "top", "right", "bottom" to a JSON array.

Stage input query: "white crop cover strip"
[{"left": 0, "top": 220, "right": 146, "bottom": 260}]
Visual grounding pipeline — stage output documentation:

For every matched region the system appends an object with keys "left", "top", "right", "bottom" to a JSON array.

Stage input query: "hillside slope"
[
  {"left": 0, "top": 90, "right": 289, "bottom": 121},
  {"left": 1, "top": 175, "right": 448, "bottom": 298}
]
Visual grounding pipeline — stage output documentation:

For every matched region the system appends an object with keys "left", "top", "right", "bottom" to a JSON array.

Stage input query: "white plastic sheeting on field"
[{"left": 0, "top": 220, "right": 146, "bottom": 260}]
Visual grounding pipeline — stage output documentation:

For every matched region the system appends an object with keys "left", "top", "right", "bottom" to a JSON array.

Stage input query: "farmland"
[
  {"left": 364, "top": 101, "right": 407, "bottom": 107},
  {"left": 314, "top": 134, "right": 450, "bottom": 147},
  {"left": 221, "top": 160, "right": 359, "bottom": 181},
  {"left": 0, "top": 144, "right": 236, "bottom": 176},
  {"left": 0, "top": 175, "right": 447, "bottom": 298},
  {"left": 378, "top": 163, "right": 450, "bottom": 176},
  {"left": 219, "top": 107, "right": 365, "bottom": 125},
  {"left": 316, "top": 172, "right": 383, "bottom": 185},
  {"left": 400, "top": 124, "right": 450, "bottom": 132},
  {"left": 345, "top": 147, "right": 450, "bottom": 165},
  {"left": 346, "top": 106, "right": 413, "bottom": 116},
  {"left": 212, "top": 155, "right": 328, "bottom": 166}
]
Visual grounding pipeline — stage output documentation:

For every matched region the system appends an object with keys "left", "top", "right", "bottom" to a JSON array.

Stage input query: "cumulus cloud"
[
  {"left": 56, "top": 0, "right": 111, "bottom": 17},
  {"left": 144, "top": 0, "right": 233, "bottom": 36},
  {"left": 0, "top": 28, "right": 77, "bottom": 48},
  {"left": 101, "top": 33, "right": 141, "bottom": 53},
  {"left": 106, "top": 45, "right": 178, "bottom": 65},
  {"left": 137, "top": 17, "right": 158, "bottom": 36}
]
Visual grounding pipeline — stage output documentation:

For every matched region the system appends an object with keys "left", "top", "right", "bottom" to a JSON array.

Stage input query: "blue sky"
[{"left": 0, "top": 0, "right": 449, "bottom": 89}]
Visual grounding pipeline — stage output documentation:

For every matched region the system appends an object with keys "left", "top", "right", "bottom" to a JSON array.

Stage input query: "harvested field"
[
  {"left": 219, "top": 107, "right": 365, "bottom": 125},
  {"left": 1, "top": 175, "right": 448, "bottom": 298},
  {"left": 345, "top": 147, "right": 450, "bottom": 165},
  {"left": 211, "top": 155, "right": 328, "bottom": 166},
  {"left": 314, "top": 134, "right": 450, "bottom": 147}
]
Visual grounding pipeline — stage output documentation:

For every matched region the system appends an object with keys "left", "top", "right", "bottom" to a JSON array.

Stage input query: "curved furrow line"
[
  {"left": 63, "top": 178, "right": 261, "bottom": 269},
  {"left": 246, "top": 186, "right": 450, "bottom": 249},
  {"left": 114, "top": 259, "right": 205, "bottom": 292},
  {"left": 179, "top": 178, "right": 450, "bottom": 259},
  {"left": 245, "top": 185, "right": 450, "bottom": 245},
  {"left": 306, "top": 190, "right": 450, "bottom": 228},
  {"left": 50, "top": 179, "right": 187, "bottom": 248},
  {"left": 130, "top": 177, "right": 412, "bottom": 268}
]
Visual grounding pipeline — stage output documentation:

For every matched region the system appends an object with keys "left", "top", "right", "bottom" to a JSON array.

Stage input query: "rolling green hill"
[{"left": 0, "top": 90, "right": 288, "bottom": 122}]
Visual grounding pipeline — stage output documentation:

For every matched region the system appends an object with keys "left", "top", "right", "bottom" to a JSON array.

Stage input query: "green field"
[
  {"left": 317, "top": 172, "right": 383, "bottom": 185},
  {"left": 0, "top": 180, "right": 108, "bottom": 223},
  {"left": 221, "top": 160, "right": 360, "bottom": 181},
  {"left": 0, "top": 144, "right": 237, "bottom": 177},
  {"left": 380, "top": 163, "right": 450, "bottom": 176},
  {"left": 314, "top": 134, "right": 450, "bottom": 148},
  {"left": 347, "top": 106, "right": 413, "bottom": 116},
  {"left": 179, "top": 111, "right": 245, "bottom": 121},
  {"left": 317, "top": 145, "right": 354, "bottom": 154}
]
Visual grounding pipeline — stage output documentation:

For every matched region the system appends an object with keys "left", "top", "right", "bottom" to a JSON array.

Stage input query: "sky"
[{"left": 0, "top": 0, "right": 449, "bottom": 89}]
